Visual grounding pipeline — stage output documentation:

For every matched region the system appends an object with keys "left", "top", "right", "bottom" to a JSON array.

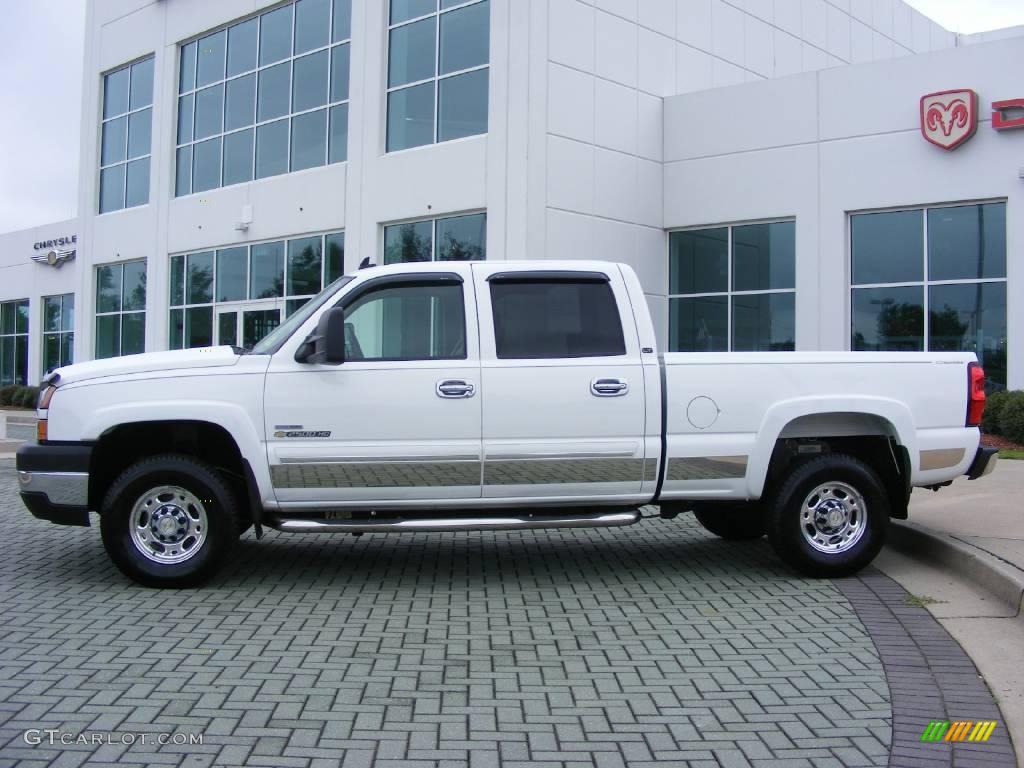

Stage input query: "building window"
[
  {"left": 169, "top": 231, "right": 345, "bottom": 350},
  {"left": 851, "top": 202, "right": 1008, "bottom": 389},
  {"left": 383, "top": 212, "right": 486, "bottom": 263},
  {"left": 175, "top": 0, "right": 352, "bottom": 196},
  {"left": 96, "top": 261, "right": 147, "bottom": 359},
  {"left": 386, "top": 0, "right": 489, "bottom": 152},
  {"left": 100, "top": 57, "right": 154, "bottom": 213},
  {"left": 42, "top": 294, "right": 75, "bottom": 374},
  {"left": 668, "top": 221, "right": 796, "bottom": 352},
  {"left": 0, "top": 300, "right": 29, "bottom": 385}
]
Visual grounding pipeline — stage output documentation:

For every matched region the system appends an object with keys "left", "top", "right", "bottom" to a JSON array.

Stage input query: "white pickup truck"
[{"left": 17, "top": 261, "right": 996, "bottom": 587}]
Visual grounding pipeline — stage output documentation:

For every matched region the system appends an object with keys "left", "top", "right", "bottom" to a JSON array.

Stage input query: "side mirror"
[{"left": 298, "top": 307, "right": 346, "bottom": 364}]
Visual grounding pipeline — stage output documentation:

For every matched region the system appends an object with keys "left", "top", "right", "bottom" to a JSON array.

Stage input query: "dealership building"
[{"left": 0, "top": 0, "right": 1020, "bottom": 389}]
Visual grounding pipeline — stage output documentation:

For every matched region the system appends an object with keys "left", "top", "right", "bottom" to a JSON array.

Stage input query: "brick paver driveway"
[{"left": 0, "top": 462, "right": 894, "bottom": 767}]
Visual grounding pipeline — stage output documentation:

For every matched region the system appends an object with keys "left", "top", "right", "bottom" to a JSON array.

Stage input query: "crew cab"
[{"left": 16, "top": 261, "right": 996, "bottom": 587}]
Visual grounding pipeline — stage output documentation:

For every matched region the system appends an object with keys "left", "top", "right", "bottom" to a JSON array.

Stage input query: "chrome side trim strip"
[
  {"left": 272, "top": 461, "right": 481, "bottom": 489},
  {"left": 267, "top": 510, "right": 641, "bottom": 533},
  {"left": 484, "top": 458, "right": 645, "bottom": 485},
  {"left": 279, "top": 455, "right": 479, "bottom": 465},
  {"left": 486, "top": 451, "right": 637, "bottom": 460},
  {"left": 666, "top": 456, "right": 748, "bottom": 481},
  {"left": 17, "top": 471, "right": 88, "bottom": 506},
  {"left": 920, "top": 448, "right": 966, "bottom": 471}
]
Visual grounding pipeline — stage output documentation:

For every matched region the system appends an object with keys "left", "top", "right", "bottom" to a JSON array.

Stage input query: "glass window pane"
[
  {"left": 14, "top": 335, "right": 27, "bottom": 384},
  {"left": 439, "top": 1, "right": 489, "bottom": 75},
  {"left": 930, "top": 282, "right": 1007, "bottom": 389},
  {"left": 346, "top": 283, "right": 466, "bottom": 361},
  {"left": 387, "top": 82, "right": 434, "bottom": 152},
  {"left": 286, "top": 298, "right": 310, "bottom": 317},
  {"left": 175, "top": 146, "right": 192, "bottom": 196},
  {"left": 250, "top": 242, "right": 285, "bottom": 298},
  {"left": 0, "top": 302, "right": 11, "bottom": 335},
  {"left": 169, "top": 308, "right": 184, "bottom": 349},
  {"left": 99, "top": 165, "right": 125, "bottom": 214},
  {"left": 43, "top": 334, "right": 61, "bottom": 374},
  {"left": 121, "top": 313, "right": 145, "bottom": 355},
  {"left": 326, "top": 232, "right": 345, "bottom": 282},
  {"left": 101, "top": 116, "right": 127, "bottom": 166},
  {"left": 197, "top": 30, "right": 226, "bottom": 87},
  {"left": 257, "top": 61, "right": 291, "bottom": 122},
  {"left": 179, "top": 41, "right": 197, "bottom": 93},
  {"left": 243, "top": 309, "right": 281, "bottom": 348},
  {"left": 130, "top": 57, "right": 154, "bottom": 109},
  {"left": 218, "top": 312, "right": 238, "bottom": 347},
  {"left": 61, "top": 332, "right": 74, "bottom": 367},
  {"left": 391, "top": 0, "right": 435, "bottom": 25},
  {"left": 127, "top": 108, "right": 152, "bottom": 159},
  {"left": 256, "top": 119, "right": 289, "bottom": 179},
  {"left": 97, "top": 265, "right": 122, "bottom": 313},
  {"left": 437, "top": 213, "right": 485, "bottom": 260},
  {"left": 669, "top": 228, "right": 728, "bottom": 295},
  {"left": 187, "top": 251, "right": 214, "bottom": 304},
  {"left": 103, "top": 67, "right": 129, "bottom": 118},
  {"left": 851, "top": 286, "right": 923, "bottom": 351},
  {"left": 0, "top": 337, "right": 11, "bottom": 385},
  {"left": 216, "top": 247, "right": 248, "bottom": 302},
  {"left": 192, "top": 137, "right": 222, "bottom": 192},
  {"left": 96, "top": 314, "right": 120, "bottom": 359},
  {"left": 177, "top": 94, "right": 194, "bottom": 143},
  {"left": 851, "top": 210, "right": 923, "bottom": 285},
  {"left": 384, "top": 221, "right": 433, "bottom": 263},
  {"left": 291, "top": 109, "right": 327, "bottom": 171},
  {"left": 61, "top": 294, "right": 75, "bottom": 332},
  {"left": 669, "top": 295, "right": 728, "bottom": 352},
  {"left": 15, "top": 301, "right": 28, "bottom": 334},
  {"left": 170, "top": 255, "right": 185, "bottom": 306},
  {"left": 928, "top": 203, "right": 1006, "bottom": 281},
  {"left": 225, "top": 73, "right": 256, "bottom": 131},
  {"left": 732, "top": 221, "right": 795, "bottom": 291},
  {"left": 288, "top": 236, "right": 323, "bottom": 295},
  {"left": 227, "top": 18, "right": 258, "bottom": 77},
  {"left": 222, "top": 128, "right": 254, "bottom": 186},
  {"left": 295, "top": 0, "right": 330, "bottom": 54},
  {"left": 293, "top": 50, "right": 329, "bottom": 112},
  {"left": 185, "top": 306, "right": 214, "bottom": 348},
  {"left": 43, "top": 297, "right": 61, "bottom": 333},
  {"left": 732, "top": 293, "right": 795, "bottom": 351},
  {"left": 333, "top": 0, "right": 352, "bottom": 41},
  {"left": 330, "top": 43, "right": 350, "bottom": 102},
  {"left": 328, "top": 103, "right": 348, "bottom": 163},
  {"left": 389, "top": 18, "right": 436, "bottom": 88},
  {"left": 123, "top": 261, "right": 147, "bottom": 311},
  {"left": 260, "top": 4, "right": 293, "bottom": 65},
  {"left": 125, "top": 158, "right": 150, "bottom": 208},
  {"left": 438, "top": 68, "right": 488, "bottom": 142},
  {"left": 194, "top": 84, "right": 224, "bottom": 140}
]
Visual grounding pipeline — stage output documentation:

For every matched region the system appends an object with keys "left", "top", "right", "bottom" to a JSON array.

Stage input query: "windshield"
[{"left": 249, "top": 276, "right": 354, "bottom": 355}]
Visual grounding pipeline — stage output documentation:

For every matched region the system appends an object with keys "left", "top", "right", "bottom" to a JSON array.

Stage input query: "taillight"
[{"left": 967, "top": 362, "right": 985, "bottom": 427}]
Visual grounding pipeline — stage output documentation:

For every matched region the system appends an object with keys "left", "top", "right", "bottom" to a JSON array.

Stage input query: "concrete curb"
[{"left": 887, "top": 520, "right": 1024, "bottom": 615}]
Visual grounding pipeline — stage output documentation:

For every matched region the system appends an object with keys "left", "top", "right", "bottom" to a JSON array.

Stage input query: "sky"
[{"left": 1, "top": 0, "right": 1024, "bottom": 235}]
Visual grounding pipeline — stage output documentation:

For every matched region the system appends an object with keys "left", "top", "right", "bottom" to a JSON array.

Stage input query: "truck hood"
[{"left": 50, "top": 347, "right": 241, "bottom": 386}]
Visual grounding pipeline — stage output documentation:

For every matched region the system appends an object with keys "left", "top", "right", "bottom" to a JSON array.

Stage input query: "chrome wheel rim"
[
  {"left": 128, "top": 485, "right": 208, "bottom": 564},
  {"left": 799, "top": 481, "right": 867, "bottom": 555}
]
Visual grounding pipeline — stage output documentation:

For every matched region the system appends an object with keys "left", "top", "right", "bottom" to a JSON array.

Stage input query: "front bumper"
[
  {"left": 966, "top": 446, "right": 998, "bottom": 481},
  {"left": 16, "top": 443, "right": 92, "bottom": 526}
]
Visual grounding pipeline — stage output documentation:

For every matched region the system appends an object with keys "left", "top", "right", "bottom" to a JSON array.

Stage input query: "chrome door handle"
[
  {"left": 437, "top": 379, "right": 476, "bottom": 398},
  {"left": 591, "top": 378, "right": 628, "bottom": 396}
]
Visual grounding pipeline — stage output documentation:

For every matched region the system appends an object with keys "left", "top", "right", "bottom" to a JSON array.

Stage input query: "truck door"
[
  {"left": 472, "top": 265, "right": 650, "bottom": 503},
  {"left": 262, "top": 270, "right": 482, "bottom": 507}
]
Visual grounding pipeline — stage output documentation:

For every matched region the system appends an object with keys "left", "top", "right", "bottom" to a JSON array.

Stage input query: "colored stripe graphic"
[
  {"left": 920, "top": 720, "right": 997, "bottom": 742},
  {"left": 921, "top": 721, "right": 949, "bottom": 742}
]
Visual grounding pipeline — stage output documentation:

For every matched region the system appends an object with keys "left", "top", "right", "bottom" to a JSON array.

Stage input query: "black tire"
[
  {"left": 100, "top": 455, "right": 240, "bottom": 588},
  {"left": 767, "top": 454, "right": 889, "bottom": 578},
  {"left": 693, "top": 503, "right": 766, "bottom": 540}
]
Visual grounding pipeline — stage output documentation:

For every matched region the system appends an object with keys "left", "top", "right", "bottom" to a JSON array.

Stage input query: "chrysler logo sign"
[
  {"left": 920, "top": 89, "right": 978, "bottom": 151},
  {"left": 30, "top": 234, "right": 77, "bottom": 268}
]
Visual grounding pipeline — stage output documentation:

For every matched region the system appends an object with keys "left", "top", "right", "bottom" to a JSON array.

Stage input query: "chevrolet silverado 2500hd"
[{"left": 16, "top": 261, "right": 996, "bottom": 587}]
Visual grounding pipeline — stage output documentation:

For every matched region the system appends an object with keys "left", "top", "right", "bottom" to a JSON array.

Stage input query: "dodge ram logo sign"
[{"left": 920, "top": 89, "right": 978, "bottom": 150}]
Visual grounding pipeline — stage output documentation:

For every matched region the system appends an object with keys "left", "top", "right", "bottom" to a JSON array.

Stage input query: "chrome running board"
[{"left": 265, "top": 510, "right": 641, "bottom": 534}]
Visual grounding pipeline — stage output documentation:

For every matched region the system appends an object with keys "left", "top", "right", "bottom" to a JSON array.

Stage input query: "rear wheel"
[
  {"left": 100, "top": 455, "right": 240, "bottom": 588},
  {"left": 767, "top": 454, "right": 888, "bottom": 577},
  {"left": 693, "top": 503, "right": 766, "bottom": 540}
]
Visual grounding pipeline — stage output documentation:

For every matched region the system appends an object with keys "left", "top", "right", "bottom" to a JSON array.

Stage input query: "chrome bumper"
[
  {"left": 17, "top": 471, "right": 88, "bottom": 507},
  {"left": 966, "top": 446, "right": 998, "bottom": 480}
]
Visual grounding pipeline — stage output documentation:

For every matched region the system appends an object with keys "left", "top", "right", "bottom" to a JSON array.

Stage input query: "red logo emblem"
[{"left": 920, "top": 89, "right": 978, "bottom": 150}]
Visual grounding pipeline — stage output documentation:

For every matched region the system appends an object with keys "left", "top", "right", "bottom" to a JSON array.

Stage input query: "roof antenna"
[{"left": 359, "top": 257, "right": 377, "bottom": 270}]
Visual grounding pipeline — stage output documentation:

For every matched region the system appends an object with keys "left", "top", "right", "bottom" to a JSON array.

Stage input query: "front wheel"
[
  {"left": 100, "top": 455, "right": 240, "bottom": 588},
  {"left": 766, "top": 454, "right": 889, "bottom": 577}
]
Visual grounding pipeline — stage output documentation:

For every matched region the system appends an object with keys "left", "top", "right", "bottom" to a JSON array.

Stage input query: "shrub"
[
  {"left": 0, "top": 385, "right": 18, "bottom": 407},
  {"left": 982, "top": 390, "right": 1011, "bottom": 435},
  {"left": 1000, "top": 395, "right": 1024, "bottom": 446},
  {"left": 17, "top": 386, "right": 40, "bottom": 409}
]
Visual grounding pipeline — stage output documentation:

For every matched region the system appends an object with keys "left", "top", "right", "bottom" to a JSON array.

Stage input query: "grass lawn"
[{"left": 999, "top": 449, "right": 1024, "bottom": 461}]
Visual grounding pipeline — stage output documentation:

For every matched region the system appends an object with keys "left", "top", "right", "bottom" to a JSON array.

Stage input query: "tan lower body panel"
[
  {"left": 484, "top": 457, "right": 653, "bottom": 486},
  {"left": 666, "top": 455, "right": 748, "bottom": 481},
  {"left": 920, "top": 448, "right": 966, "bottom": 471},
  {"left": 272, "top": 461, "right": 481, "bottom": 489}
]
